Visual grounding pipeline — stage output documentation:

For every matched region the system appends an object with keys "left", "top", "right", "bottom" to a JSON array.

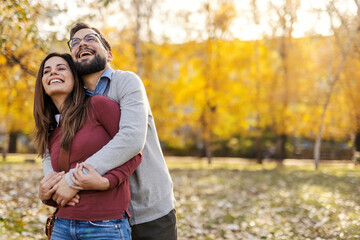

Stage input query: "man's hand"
[
  {"left": 70, "top": 163, "right": 109, "bottom": 191},
  {"left": 52, "top": 176, "right": 78, "bottom": 207},
  {"left": 38, "top": 171, "right": 64, "bottom": 201}
]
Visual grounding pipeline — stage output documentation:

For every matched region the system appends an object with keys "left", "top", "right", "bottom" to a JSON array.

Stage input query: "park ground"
[{"left": 0, "top": 155, "right": 359, "bottom": 240}]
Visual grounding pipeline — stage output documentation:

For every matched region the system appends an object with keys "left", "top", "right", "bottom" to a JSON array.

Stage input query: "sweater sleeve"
[
  {"left": 66, "top": 71, "right": 148, "bottom": 186},
  {"left": 90, "top": 95, "right": 142, "bottom": 189},
  {"left": 41, "top": 151, "right": 57, "bottom": 204},
  {"left": 42, "top": 149, "right": 55, "bottom": 176},
  {"left": 103, "top": 153, "right": 142, "bottom": 190},
  {"left": 42, "top": 199, "right": 58, "bottom": 207}
]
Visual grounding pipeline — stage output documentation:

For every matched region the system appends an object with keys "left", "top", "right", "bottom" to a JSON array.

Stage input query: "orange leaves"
[
  {"left": 0, "top": 0, "right": 48, "bottom": 134},
  {"left": 104, "top": 31, "right": 359, "bottom": 149},
  {"left": 1, "top": 0, "right": 359, "bottom": 152}
]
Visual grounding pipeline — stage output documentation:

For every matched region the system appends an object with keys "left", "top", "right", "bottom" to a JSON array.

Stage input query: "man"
[{"left": 42, "top": 22, "right": 177, "bottom": 240}]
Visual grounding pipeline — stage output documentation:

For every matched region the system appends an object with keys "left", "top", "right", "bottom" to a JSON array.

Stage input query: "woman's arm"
[
  {"left": 39, "top": 171, "right": 80, "bottom": 206},
  {"left": 39, "top": 172, "right": 63, "bottom": 206},
  {"left": 42, "top": 149, "right": 55, "bottom": 176}
]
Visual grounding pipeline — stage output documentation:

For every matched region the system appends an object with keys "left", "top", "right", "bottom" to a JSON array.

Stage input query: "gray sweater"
[{"left": 42, "top": 70, "right": 175, "bottom": 225}]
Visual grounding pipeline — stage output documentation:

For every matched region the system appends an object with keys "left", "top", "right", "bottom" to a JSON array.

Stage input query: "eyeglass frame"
[{"left": 67, "top": 33, "right": 107, "bottom": 50}]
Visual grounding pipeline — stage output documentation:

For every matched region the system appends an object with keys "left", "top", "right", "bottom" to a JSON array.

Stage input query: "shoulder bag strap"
[{"left": 58, "top": 148, "right": 70, "bottom": 172}]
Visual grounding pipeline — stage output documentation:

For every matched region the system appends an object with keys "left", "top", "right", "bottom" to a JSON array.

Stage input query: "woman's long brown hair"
[{"left": 33, "top": 53, "right": 90, "bottom": 156}]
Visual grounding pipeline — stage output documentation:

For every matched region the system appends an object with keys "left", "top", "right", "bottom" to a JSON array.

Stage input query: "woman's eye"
[{"left": 43, "top": 70, "right": 50, "bottom": 74}]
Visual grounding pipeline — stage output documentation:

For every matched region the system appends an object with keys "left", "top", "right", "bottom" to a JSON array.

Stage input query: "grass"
[
  {"left": 0, "top": 155, "right": 359, "bottom": 239},
  {"left": 0, "top": 153, "right": 41, "bottom": 163}
]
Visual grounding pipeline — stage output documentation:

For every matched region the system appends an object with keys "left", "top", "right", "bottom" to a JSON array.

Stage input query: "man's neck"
[{"left": 82, "top": 67, "right": 108, "bottom": 92}]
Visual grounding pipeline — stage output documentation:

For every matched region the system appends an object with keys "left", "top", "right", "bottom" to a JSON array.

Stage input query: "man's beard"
[{"left": 75, "top": 53, "right": 107, "bottom": 76}]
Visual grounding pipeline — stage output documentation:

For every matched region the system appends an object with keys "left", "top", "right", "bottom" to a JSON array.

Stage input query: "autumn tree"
[
  {"left": 92, "top": 0, "right": 185, "bottom": 152},
  {"left": 41, "top": 0, "right": 360, "bottom": 161},
  {"left": 313, "top": 0, "right": 359, "bottom": 169},
  {"left": 0, "top": 0, "right": 62, "bottom": 158},
  {"left": 265, "top": 0, "right": 301, "bottom": 163},
  {"left": 1, "top": 0, "right": 42, "bottom": 158},
  {"left": 99, "top": 0, "right": 239, "bottom": 162},
  {"left": 340, "top": 0, "right": 360, "bottom": 164},
  {"left": 251, "top": 0, "right": 264, "bottom": 163},
  {"left": 94, "top": 0, "right": 162, "bottom": 76},
  {"left": 196, "top": 0, "right": 237, "bottom": 163}
]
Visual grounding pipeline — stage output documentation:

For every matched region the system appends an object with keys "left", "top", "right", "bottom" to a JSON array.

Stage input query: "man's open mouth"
[{"left": 77, "top": 48, "right": 95, "bottom": 59}]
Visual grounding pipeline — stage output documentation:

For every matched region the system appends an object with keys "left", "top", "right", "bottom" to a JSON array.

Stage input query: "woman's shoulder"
[
  {"left": 90, "top": 95, "right": 119, "bottom": 110},
  {"left": 89, "top": 95, "right": 120, "bottom": 122}
]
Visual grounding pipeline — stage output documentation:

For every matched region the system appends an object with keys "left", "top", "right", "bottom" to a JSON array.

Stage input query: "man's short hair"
[{"left": 69, "top": 22, "right": 111, "bottom": 51}]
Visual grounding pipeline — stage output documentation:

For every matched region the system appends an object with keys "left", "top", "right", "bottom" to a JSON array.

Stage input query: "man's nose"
[{"left": 79, "top": 39, "right": 88, "bottom": 47}]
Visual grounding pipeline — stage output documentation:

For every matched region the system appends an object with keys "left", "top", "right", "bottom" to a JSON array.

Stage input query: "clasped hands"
[{"left": 39, "top": 163, "right": 109, "bottom": 207}]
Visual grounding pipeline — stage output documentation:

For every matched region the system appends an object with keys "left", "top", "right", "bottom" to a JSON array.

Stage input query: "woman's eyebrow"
[
  {"left": 56, "top": 63, "right": 67, "bottom": 67},
  {"left": 44, "top": 63, "right": 67, "bottom": 69}
]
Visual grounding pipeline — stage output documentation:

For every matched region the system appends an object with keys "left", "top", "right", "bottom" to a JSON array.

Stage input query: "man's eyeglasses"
[{"left": 67, "top": 33, "right": 103, "bottom": 49}]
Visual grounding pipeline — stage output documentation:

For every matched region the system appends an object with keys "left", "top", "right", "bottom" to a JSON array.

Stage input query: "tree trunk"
[
  {"left": 205, "top": 140, "right": 212, "bottom": 165},
  {"left": 275, "top": 134, "right": 286, "bottom": 163},
  {"left": 314, "top": 20, "right": 354, "bottom": 169},
  {"left": 200, "top": 109, "right": 212, "bottom": 165},
  {"left": 314, "top": 81, "right": 333, "bottom": 170},
  {"left": 353, "top": 131, "right": 360, "bottom": 165},
  {"left": 9, "top": 132, "right": 18, "bottom": 153},
  {"left": 256, "top": 134, "right": 263, "bottom": 164},
  {"left": 314, "top": 130, "right": 322, "bottom": 170},
  {"left": 2, "top": 132, "right": 10, "bottom": 161}
]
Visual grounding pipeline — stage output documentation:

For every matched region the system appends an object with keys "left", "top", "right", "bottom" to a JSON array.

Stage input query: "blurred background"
[
  {"left": 3, "top": 1, "right": 360, "bottom": 239},
  {"left": 1, "top": 0, "right": 360, "bottom": 167}
]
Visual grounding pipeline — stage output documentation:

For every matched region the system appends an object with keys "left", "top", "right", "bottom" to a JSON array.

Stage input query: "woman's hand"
[
  {"left": 66, "top": 194, "right": 80, "bottom": 206},
  {"left": 70, "top": 163, "right": 109, "bottom": 191},
  {"left": 38, "top": 171, "right": 64, "bottom": 201}
]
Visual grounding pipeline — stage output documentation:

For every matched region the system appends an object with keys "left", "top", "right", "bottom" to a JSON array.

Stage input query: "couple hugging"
[{"left": 34, "top": 22, "right": 177, "bottom": 240}]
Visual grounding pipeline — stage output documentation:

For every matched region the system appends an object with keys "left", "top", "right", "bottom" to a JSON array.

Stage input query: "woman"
[{"left": 34, "top": 53, "right": 141, "bottom": 239}]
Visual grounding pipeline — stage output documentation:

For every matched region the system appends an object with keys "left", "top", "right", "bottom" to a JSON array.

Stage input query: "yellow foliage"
[
  {"left": 0, "top": 0, "right": 48, "bottom": 135},
  {"left": 1, "top": 0, "right": 359, "bottom": 153}
]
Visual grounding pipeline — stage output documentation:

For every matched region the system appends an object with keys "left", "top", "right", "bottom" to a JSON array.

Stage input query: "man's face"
[{"left": 69, "top": 28, "right": 112, "bottom": 76}]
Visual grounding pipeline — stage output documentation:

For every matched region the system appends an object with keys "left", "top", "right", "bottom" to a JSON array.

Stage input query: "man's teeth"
[
  {"left": 50, "top": 79, "right": 63, "bottom": 84},
  {"left": 80, "top": 51, "right": 92, "bottom": 58}
]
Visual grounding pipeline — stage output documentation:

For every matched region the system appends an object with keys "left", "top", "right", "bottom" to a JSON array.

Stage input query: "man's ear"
[{"left": 107, "top": 51, "right": 113, "bottom": 63}]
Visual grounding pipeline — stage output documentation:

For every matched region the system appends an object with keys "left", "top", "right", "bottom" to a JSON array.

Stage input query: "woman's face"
[{"left": 42, "top": 56, "right": 75, "bottom": 98}]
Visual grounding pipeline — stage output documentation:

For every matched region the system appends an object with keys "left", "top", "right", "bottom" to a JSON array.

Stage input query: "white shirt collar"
[{"left": 55, "top": 114, "right": 61, "bottom": 127}]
